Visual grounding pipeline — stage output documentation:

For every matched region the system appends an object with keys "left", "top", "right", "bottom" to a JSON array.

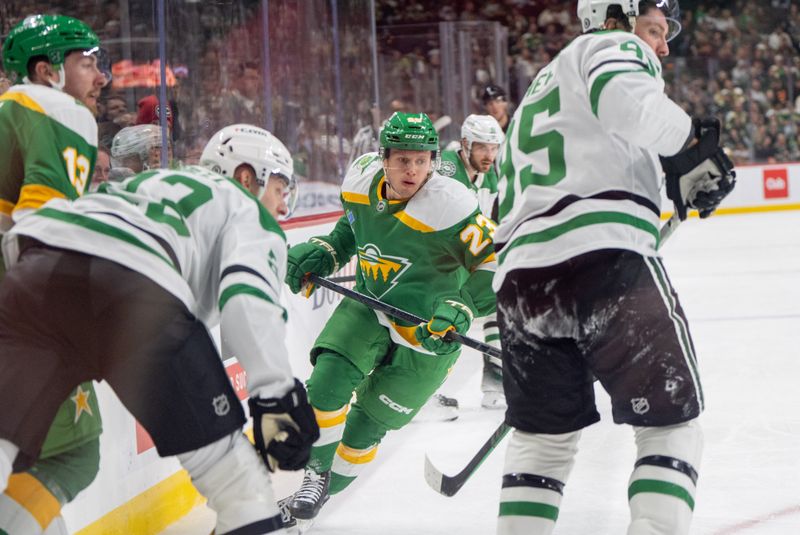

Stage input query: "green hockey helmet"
[
  {"left": 379, "top": 112, "right": 439, "bottom": 153},
  {"left": 2, "top": 14, "right": 101, "bottom": 84}
]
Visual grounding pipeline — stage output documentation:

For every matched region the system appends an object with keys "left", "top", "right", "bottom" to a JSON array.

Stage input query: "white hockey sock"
[
  {"left": 178, "top": 433, "right": 286, "bottom": 535},
  {"left": 314, "top": 405, "right": 348, "bottom": 448},
  {"left": 497, "top": 429, "right": 580, "bottom": 535},
  {"left": 628, "top": 420, "right": 703, "bottom": 535},
  {"left": 0, "top": 439, "right": 18, "bottom": 494}
]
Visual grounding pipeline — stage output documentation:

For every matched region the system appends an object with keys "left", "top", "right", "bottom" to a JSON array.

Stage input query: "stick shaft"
[{"left": 308, "top": 274, "right": 502, "bottom": 359}]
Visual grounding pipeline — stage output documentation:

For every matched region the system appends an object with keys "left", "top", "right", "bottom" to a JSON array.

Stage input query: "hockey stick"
[
  {"left": 659, "top": 212, "right": 682, "bottom": 245},
  {"left": 327, "top": 274, "right": 356, "bottom": 284},
  {"left": 307, "top": 273, "right": 502, "bottom": 360},
  {"left": 423, "top": 213, "right": 683, "bottom": 497},
  {"left": 424, "top": 420, "right": 510, "bottom": 497}
]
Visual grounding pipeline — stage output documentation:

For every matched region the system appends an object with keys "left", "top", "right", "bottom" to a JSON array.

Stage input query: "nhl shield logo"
[
  {"left": 439, "top": 160, "right": 456, "bottom": 177},
  {"left": 212, "top": 394, "right": 231, "bottom": 416},
  {"left": 358, "top": 244, "right": 412, "bottom": 299},
  {"left": 631, "top": 397, "right": 650, "bottom": 415}
]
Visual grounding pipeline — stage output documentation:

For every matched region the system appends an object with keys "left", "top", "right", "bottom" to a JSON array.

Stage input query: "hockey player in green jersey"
[
  {"left": 0, "top": 124, "right": 318, "bottom": 535},
  {"left": 282, "top": 112, "right": 497, "bottom": 525},
  {"left": 439, "top": 113, "right": 506, "bottom": 410},
  {"left": 494, "top": 2, "right": 735, "bottom": 534},
  {"left": 0, "top": 15, "right": 110, "bottom": 535}
]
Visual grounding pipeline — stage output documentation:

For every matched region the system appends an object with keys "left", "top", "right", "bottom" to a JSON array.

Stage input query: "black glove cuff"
[{"left": 248, "top": 378, "right": 308, "bottom": 416}]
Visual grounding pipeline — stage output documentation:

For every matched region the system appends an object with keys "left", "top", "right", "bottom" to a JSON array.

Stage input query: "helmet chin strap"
[{"left": 45, "top": 64, "right": 67, "bottom": 91}]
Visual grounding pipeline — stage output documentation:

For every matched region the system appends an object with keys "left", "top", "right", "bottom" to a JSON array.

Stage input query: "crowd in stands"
[
  {"left": 376, "top": 0, "right": 800, "bottom": 164},
  {"left": 1, "top": 0, "right": 798, "bottom": 186}
]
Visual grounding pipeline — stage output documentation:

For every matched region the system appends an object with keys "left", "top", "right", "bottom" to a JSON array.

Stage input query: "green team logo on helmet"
[
  {"left": 2, "top": 14, "right": 100, "bottom": 83},
  {"left": 380, "top": 112, "right": 439, "bottom": 152}
]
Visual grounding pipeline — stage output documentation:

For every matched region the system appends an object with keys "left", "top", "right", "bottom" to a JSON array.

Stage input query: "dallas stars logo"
[
  {"left": 358, "top": 244, "right": 411, "bottom": 299},
  {"left": 71, "top": 384, "right": 94, "bottom": 423}
]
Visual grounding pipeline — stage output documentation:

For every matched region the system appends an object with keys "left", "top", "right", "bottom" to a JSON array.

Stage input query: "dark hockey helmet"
[{"left": 481, "top": 84, "right": 507, "bottom": 104}]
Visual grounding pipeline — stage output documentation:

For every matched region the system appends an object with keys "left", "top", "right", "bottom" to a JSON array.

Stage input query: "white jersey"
[
  {"left": 493, "top": 30, "right": 692, "bottom": 291},
  {"left": 3, "top": 165, "right": 293, "bottom": 399}
]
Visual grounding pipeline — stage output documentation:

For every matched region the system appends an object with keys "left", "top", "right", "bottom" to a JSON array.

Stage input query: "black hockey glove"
[
  {"left": 249, "top": 379, "right": 320, "bottom": 472},
  {"left": 660, "top": 117, "right": 736, "bottom": 221}
]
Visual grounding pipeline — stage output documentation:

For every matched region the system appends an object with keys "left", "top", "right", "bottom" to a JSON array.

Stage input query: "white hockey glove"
[
  {"left": 248, "top": 379, "right": 320, "bottom": 472},
  {"left": 660, "top": 118, "right": 736, "bottom": 221}
]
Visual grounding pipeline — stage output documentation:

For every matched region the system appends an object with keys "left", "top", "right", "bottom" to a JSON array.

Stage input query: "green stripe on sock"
[
  {"left": 329, "top": 471, "right": 356, "bottom": 495},
  {"left": 308, "top": 443, "right": 338, "bottom": 474},
  {"left": 628, "top": 479, "right": 695, "bottom": 510},
  {"left": 485, "top": 333, "right": 501, "bottom": 342},
  {"left": 498, "top": 501, "right": 559, "bottom": 521}
]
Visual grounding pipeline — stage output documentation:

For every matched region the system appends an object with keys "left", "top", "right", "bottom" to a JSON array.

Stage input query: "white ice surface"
[{"left": 163, "top": 211, "right": 800, "bottom": 534}]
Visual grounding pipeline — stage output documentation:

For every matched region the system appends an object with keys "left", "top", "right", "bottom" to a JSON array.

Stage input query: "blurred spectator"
[
  {"left": 481, "top": 84, "right": 511, "bottom": 133},
  {"left": 0, "top": 70, "right": 10, "bottom": 95},
  {"left": 136, "top": 94, "right": 173, "bottom": 129},
  {"left": 220, "top": 61, "right": 265, "bottom": 126},
  {"left": 90, "top": 146, "right": 112, "bottom": 191}
]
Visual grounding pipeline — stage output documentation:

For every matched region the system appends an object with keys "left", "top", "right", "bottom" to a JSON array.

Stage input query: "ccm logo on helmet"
[{"left": 379, "top": 394, "right": 413, "bottom": 414}]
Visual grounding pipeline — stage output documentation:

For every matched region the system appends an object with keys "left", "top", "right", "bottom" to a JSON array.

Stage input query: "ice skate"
[
  {"left": 288, "top": 469, "right": 330, "bottom": 521},
  {"left": 414, "top": 393, "right": 459, "bottom": 422}
]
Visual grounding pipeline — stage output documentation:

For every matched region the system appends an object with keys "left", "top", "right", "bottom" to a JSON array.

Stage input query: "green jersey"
[
  {"left": 438, "top": 149, "right": 499, "bottom": 217},
  {"left": 0, "top": 84, "right": 101, "bottom": 457},
  {"left": 0, "top": 84, "right": 97, "bottom": 233},
  {"left": 314, "top": 152, "right": 497, "bottom": 355}
]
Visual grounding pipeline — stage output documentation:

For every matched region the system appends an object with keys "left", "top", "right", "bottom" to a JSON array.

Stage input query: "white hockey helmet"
[
  {"left": 461, "top": 114, "right": 504, "bottom": 151},
  {"left": 110, "top": 124, "right": 162, "bottom": 170},
  {"left": 200, "top": 124, "right": 297, "bottom": 217},
  {"left": 577, "top": 0, "right": 682, "bottom": 42}
]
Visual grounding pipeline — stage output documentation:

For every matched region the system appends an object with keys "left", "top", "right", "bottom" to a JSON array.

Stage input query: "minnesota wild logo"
[{"left": 358, "top": 243, "right": 412, "bottom": 299}]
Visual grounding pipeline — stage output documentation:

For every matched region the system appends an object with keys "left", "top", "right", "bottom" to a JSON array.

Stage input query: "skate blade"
[{"left": 290, "top": 518, "right": 314, "bottom": 534}]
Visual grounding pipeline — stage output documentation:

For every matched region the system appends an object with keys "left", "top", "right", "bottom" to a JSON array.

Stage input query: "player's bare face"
[
  {"left": 635, "top": 9, "right": 670, "bottom": 57},
  {"left": 468, "top": 142, "right": 500, "bottom": 173},
  {"left": 63, "top": 52, "right": 108, "bottom": 116},
  {"left": 485, "top": 99, "right": 508, "bottom": 122},
  {"left": 260, "top": 174, "right": 290, "bottom": 219},
  {"left": 384, "top": 149, "right": 432, "bottom": 200}
]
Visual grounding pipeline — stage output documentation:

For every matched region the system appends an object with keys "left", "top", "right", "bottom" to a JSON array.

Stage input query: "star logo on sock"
[{"left": 71, "top": 385, "right": 94, "bottom": 423}]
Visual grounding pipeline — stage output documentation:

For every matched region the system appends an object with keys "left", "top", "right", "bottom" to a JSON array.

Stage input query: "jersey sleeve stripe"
[
  {"left": 587, "top": 58, "right": 649, "bottom": 78},
  {"left": 33, "top": 207, "right": 179, "bottom": 270},
  {"left": 0, "top": 91, "right": 45, "bottom": 114},
  {"left": 342, "top": 191, "right": 370, "bottom": 205},
  {"left": 392, "top": 210, "right": 434, "bottom": 233},
  {"left": 93, "top": 210, "right": 183, "bottom": 273},
  {"left": 589, "top": 69, "right": 653, "bottom": 117},
  {"left": 14, "top": 184, "right": 68, "bottom": 212},
  {"left": 219, "top": 283, "right": 287, "bottom": 321},
  {"left": 497, "top": 211, "right": 660, "bottom": 264},
  {"left": 221, "top": 265, "right": 275, "bottom": 293}
]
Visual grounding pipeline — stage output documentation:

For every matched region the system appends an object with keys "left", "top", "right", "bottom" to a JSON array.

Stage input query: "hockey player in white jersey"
[
  {"left": 494, "top": 2, "right": 735, "bottom": 534},
  {"left": 0, "top": 124, "right": 318, "bottom": 534}
]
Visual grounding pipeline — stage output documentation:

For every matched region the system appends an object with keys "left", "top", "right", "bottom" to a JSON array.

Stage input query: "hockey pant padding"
[
  {"left": 628, "top": 421, "right": 702, "bottom": 535},
  {"left": 0, "top": 473, "right": 61, "bottom": 534},
  {"left": 329, "top": 404, "right": 386, "bottom": 495},
  {"left": 0, "top": 439, "right": 16, "bottom": 494},
  {"left": 305, "top": 352, "right": 363, "bottom": 474},
  {"left": 497, "top": 429, "right": 580, "bottom": 535},
  {"left": 178, "top": 433, "right": 285, "bottom": 535}
]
